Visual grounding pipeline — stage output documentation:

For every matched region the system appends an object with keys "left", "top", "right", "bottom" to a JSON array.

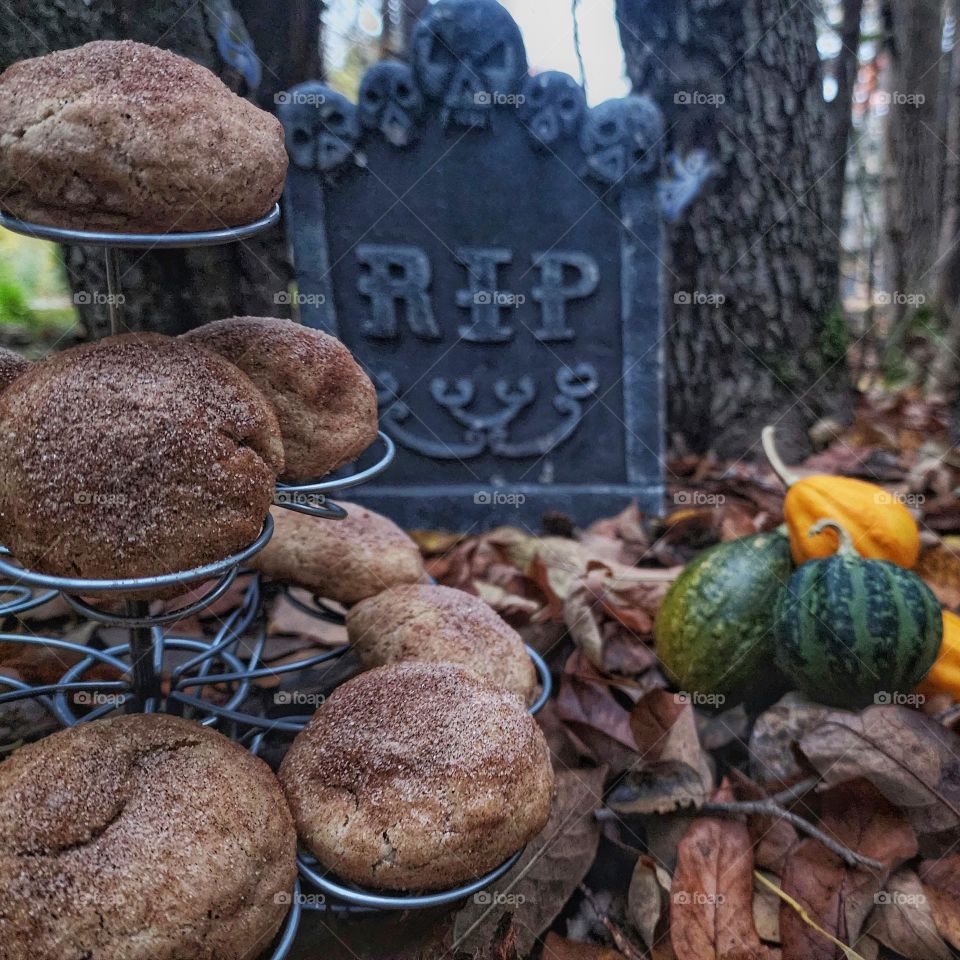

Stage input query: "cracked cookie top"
[
  {"left": 0, "top": 40, "right": 287, "bottom": 232},
  {"left": 278, "top": 661, "right": 554, "bottom": 891},
  {"left": 0, "top": 714, "right": 296, "bottom": 960},
  {"left": 182, "top": 316, "right": 378, "bottom": 483},
  {"left": 346, "top": 583, "right": 537, "bottom": 701},
  {"left": 0, "top": 333, "right": 283, "bottom": 597}
]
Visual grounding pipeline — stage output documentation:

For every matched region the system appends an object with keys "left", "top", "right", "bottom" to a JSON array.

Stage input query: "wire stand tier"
[{"left": 0, "top": 210, "right": 548, "bottom": 937}]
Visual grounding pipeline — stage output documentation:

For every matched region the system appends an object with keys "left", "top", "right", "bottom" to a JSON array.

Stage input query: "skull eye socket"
[
  {"left": 396, "top": 81, "right": 412, "bottom": 100},
  {"left": 292, "top": 127, "right": 310, "bottom": 146},
  {"left": 599, "top": 120, "right": 619, "bottom": 138},
  {"left": 364, "top": 87, "right": 382, "bottom": 104},
  {"left": 428, "top": 35, "right": 457, "bottom": 68},
  {"left": 327, "top": 110, "right": 345, "bottom": 126},
  {"left": 481, "top": 41, "right": 507, "bottom": 69},
  {"left": 560, "top": 96, "right": 576, "bottom": 113}
]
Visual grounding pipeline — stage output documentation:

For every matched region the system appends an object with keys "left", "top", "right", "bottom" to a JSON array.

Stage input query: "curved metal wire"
[
  {"left": 526, "top": 645, "right": 552, "bottom": 716},
  {"left": 295, "top": 848, "right": 524, "bottom": 911},
  {"left": 273, "top": 432, "right": 395, "bottom": 518},
  {"left": 62, "top": 567, "right": 240, "bottom": 626},
  {"left": 280, "top": 587, "right": 347, "bottom": 625},
  {"left": 0, "top": 585, "right": 59, "bottom": 617},
  {"left": 0, "top": 516, "right": 273, "bottom": 598},
  {"left": 0, "top": 204, "right": 281, "bottom": 248}
]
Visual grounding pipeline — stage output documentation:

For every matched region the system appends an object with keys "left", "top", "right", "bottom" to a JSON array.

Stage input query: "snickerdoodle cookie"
[{"left": 279, "top": 662, "right": 554, "bottom": 891}]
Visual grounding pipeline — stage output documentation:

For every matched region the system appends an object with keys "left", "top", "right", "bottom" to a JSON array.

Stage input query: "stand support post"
[
  {"left": 126, "top": 601, "right": 161, "bottom": 708},
  {"left": 104, "top": 246, "right": 123, "bottom": 336}
]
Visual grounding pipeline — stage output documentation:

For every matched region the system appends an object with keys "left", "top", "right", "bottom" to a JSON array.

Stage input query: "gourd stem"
[
  {"left": 761, "top": 425, "right": 801, "bottom": 488},
  {"left": 808, "top": 518, "right": 857, "bottom": 556}
]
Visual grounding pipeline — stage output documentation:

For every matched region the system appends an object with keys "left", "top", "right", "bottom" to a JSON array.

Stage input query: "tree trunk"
[
  {"left": 881, "top": 0, "right": 944, "bottom": 364},
  {"left": 400, "top": 0, "right": 429, "bottom": 53},
  {"left": 824, "top": 0, "right": 865, "bottom": 248},
  {"left": 0, "top": 0, "right": 323, "bottom": 339},
  {"left": 236, "top": 0, "right": 324, "bottom": 109},
  {"left": 616, "top": 0, "right": 849, "bottom": 460},
  {"left": 929, "top": 0, "right": 960, "bottom": 395}
]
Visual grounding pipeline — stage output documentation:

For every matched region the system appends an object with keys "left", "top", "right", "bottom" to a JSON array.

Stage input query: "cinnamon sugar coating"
[
  {"left": 0, "top": 40, "right": 287, "bottom": 231},
  {"left": 0, "top": 333, "right": 283, "bottom": 597},
  {"left": 346, "top": 583, "right": 536, "bottom": 701},
  {"left": 252, "top": 501, "right": 426, "bottom": 604},
  {"left": 182, "top": 317, "right": 378, "bottom": 482},
  {"left": 0, "top": 714, "right": 297, "bottom": 960},
  {"left": 279, "top": 662, "right": 554, "bottom": 891}
]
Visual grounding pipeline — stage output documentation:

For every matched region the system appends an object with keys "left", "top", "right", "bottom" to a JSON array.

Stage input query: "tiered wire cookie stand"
[{"left": 0, "top": 209, "right": 553, "bottom": 945}]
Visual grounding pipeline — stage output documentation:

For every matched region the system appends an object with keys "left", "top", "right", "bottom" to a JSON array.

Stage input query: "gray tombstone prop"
[{"left": 278, "top": 0, "right": 666, "bottom": 529}]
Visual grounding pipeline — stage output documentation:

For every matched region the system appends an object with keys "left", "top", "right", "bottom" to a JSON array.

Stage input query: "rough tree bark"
[
  {"left": 0, "top": 0, "right": 322, "bottom": 339},
  {"left": 881, "top": 0, "right": 944, "bottom": 361},
  {"left": 824, "top": 0, "right": 865, "bottom": 249},
  {"left": 616, "top": 0, "right": 850, "bottom": 459},
  {"left": 929, "top": 0, "right": 960, "bottom": 397}
]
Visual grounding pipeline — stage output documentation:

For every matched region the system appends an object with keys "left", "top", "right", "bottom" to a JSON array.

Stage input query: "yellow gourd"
[
  {"left": 762, "top": 425, "right": 921, "bottom": 568},
  {"left": 917, "top": 610, "right": 960, "bottom": 701}
]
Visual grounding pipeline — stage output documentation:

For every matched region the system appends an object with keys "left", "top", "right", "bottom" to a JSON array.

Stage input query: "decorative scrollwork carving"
[{"left": 377, "top": 365, "right": 598, "bottom": 460}]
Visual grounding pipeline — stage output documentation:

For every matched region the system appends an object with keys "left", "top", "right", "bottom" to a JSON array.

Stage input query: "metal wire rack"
[{"left": 0, "top": 210, "right": 552, "bottom": 947}]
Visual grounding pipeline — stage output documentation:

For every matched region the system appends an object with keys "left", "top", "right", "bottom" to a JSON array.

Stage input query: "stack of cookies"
[
  {"left": 256, "top": 504, "right": 555, "bottom": 892},
  {"left": 0, "top": 320, "right": 378, "bottom": 596},
  {"left": 0, "top": 37, "right": 557, "bottom": 958}
]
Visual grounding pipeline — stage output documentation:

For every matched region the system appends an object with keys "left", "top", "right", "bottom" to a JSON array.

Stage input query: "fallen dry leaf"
[
  {"left": 564, "top": 562, "right": 674, "bottom": 671},
  {"left": 627, "top": 855, "right": 671, "bottom": 952},
  {"left": 778, "top": 780, "right": 916, "bottom": 960},
  {"left": 727, "top": 771, "right": 801, "bottom": 875},
  {"left": 453, "top": 767, "right": 605, "bottom": 956},
  {"left": 749, "top": 692, "right": 836, "bottom": 784},
  {"left": 630, "top": 688, "right": 714, "bottom": 791},
  {"left": 606, "top": 689, "right": 714, "bottom": 815},
  {"left": 753, "top": 873, "right": 781, "bottom": 945},
  {"left": 918, "top": 854, "right": 960, "bottom": 950},
  {"left": 670, "top": 780, "right": 774, "bottom": 960},
  {"left": 582, "top": 501, "right": 652, "bottom": 566},
  {"left": 864, "top": 867, "right": 951, "bottom": 960},
  {"left": 799, "top": 706, "right": 960, "bottom": 834},
  {"left": 556, "top": 650, "right": 639, "bottom": 772}
]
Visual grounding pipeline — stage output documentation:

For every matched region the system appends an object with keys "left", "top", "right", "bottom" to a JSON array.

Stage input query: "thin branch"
[
  {"left": 571, "top": 0, "right": 587, "bottom": 93},
  {"left": 595, "top": 775, "right": 884, "bottom": 872},
  {"left": 696, "top": 799, "right": 883, "bottom": 871}
]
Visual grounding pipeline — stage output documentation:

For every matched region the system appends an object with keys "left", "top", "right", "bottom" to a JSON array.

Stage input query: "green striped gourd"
[
  {"left": 773, "top": 519, "right": 942, "bottom": 708},
  {"left": 655, "top": 530, "right": 793, "bottom": 705}
]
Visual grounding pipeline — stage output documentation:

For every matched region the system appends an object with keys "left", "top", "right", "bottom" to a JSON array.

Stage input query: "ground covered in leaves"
[{"left": 3, "top": 390, "right": 960, "bottom": 960}]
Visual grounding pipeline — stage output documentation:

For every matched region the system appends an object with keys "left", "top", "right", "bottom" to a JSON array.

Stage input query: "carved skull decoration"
[
  {"left": 358, "top": 62, "right": 424, "bottom": 147},
  {"left": 580, "top": 95, "right": 664, "bottom": 187},
  {"left": 278, "top": 83, "right": 360, "bottom": 174},
  {"left": 519, "top": 71, "right": 586, "bottom": 148},
  {"left": 412, "top": 0, "right": 527, "bottom": 128}
]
